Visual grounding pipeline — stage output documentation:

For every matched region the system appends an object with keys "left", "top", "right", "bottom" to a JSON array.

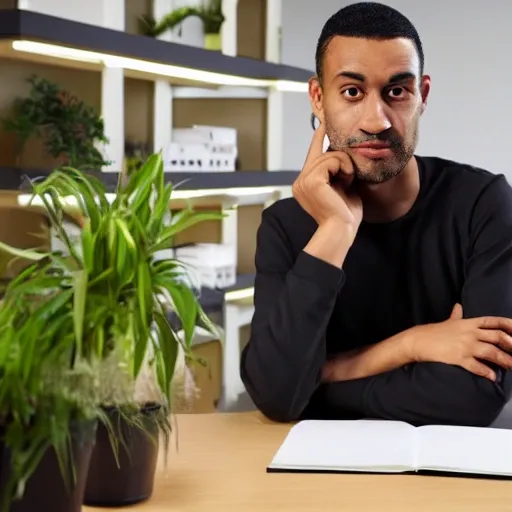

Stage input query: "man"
[{"left": 240, "top": 2, "right": 512, "bottom": 426}]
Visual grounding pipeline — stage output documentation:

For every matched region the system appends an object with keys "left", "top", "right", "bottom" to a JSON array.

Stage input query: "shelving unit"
[{"left": 0, "top": 0, "right": 309, "bottom": 410}]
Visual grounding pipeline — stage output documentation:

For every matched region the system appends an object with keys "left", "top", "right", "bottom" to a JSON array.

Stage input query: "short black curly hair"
[{"left": 315, "top": 2, "right": 424, "bottom": 82}]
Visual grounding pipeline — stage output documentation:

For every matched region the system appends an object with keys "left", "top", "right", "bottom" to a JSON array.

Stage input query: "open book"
[{"left": 267, "top": 419, "right": 512, "bottom": 478}]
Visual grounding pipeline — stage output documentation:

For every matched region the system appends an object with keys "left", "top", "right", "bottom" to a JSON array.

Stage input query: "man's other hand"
[{"left": 408, "top": 304, "right": 512, "bottom": 381}]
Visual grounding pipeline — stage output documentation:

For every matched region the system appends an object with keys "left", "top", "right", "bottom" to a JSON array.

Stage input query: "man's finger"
[
  {"left": 478, "top": 328, "right": 512, "bottom": 352},
  {"left": 303, "top": 120, "right": 326, "bottom": 169},
  {"left": 478, "top": 316, "right": 512, "bottom": 334},
  {"left": 473, "top": 342, "right": 512, "bottom": 370},
  {"left": 464, "top": 359, "right": 496, "bottom": 381},
  {"left": 450, "top": 303, "right": 463, "bottom": 320}
]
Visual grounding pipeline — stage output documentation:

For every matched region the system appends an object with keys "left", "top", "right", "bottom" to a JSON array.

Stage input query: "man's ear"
[
  {"left": 308, "top": 76, "right": 324, "bottom": 124},
  {"left": 420, "top": 75, "right": 431, "bottom": 115}
]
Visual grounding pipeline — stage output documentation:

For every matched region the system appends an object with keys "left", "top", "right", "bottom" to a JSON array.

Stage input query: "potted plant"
[
  {"left": 139, "top": 6, "right": 199, "bottom": 37},
  {"left": 83, "top": 346, "right": 197, "bottom": 506},
  {"left": 0, "top": 153, "right": 221, "bottom": 510},
  {"left": 0, "top": 238, "right": 129, "bottom": 512},
  {"left": 199, "top": 0, "right": 225, "bottom": 51},
  {"left": 141, "top": 0, "right": 225, "bottom": 51},
  {"left": 3, "top": 75, "right": 110, "bottom": 171}
]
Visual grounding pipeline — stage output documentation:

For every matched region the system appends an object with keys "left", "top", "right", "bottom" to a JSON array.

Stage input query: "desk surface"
[{"left": 85, "top": 411, "right": 511, "bottom": 512}]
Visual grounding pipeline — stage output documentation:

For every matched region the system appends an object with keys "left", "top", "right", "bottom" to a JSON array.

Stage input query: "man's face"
[{"left": 310, "top": 36, "right": 430, "bottom": 184}]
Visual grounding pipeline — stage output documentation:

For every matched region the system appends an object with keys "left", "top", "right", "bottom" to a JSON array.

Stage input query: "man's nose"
[{"left": 359, "top": 96, "right": 391, "bottom": 134}]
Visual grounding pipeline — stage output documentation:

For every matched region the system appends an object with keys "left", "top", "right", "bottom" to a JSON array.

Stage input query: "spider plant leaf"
[
  {"left": 0, "top": 240, "right": 47, "bottom": 261},
  {"left": 153, "top": 308, "right": 178, "bottom": 404},
  {"left": 73, "top": 269, "right": 88, "bottom": 356},
  {"left": 80, "top": 217, "right": 94, "bottom": 274},
  {"left": 151, "top": 211, "right": 223, "bottom": 252}
]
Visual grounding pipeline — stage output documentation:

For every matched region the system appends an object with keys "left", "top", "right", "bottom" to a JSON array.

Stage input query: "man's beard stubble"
[{"left": 324, "top": 118, "right": 418, "bottom": 185}]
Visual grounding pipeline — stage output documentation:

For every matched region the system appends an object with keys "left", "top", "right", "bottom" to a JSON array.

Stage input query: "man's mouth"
[{"left": 351, "top": 141, "right": 394, "bottom": 159}]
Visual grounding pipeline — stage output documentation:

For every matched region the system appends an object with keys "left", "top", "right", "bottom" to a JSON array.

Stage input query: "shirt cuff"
[{"left": 291, "top": 250, "right": 346, "bottom": 291}]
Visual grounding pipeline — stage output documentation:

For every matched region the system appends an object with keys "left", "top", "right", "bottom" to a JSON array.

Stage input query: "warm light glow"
[
  {"left": 225, "top": 287, "right": 254, "bottom": 302},
  {"left": 11, "top": 40, "right": 308, "bottom": 92},
  {"left": 16, "top": 185, "right": 287, "bottom": 209},
  {"left": 170, "top": 186, "right": 280, "bottom": 199}
]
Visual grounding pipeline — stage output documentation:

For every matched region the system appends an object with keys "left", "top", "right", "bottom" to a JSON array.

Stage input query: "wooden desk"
[{"left": 85, "top": 412, "right": 511, "bottom": 512}]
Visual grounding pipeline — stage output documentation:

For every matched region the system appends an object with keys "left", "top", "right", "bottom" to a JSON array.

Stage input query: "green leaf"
[
  {"left": 80, "top": 218, "right": 94, "bottom": 274},
  {"left": 0, "top": 240, "right": 47, "bottom": 261},
  {"left": 133, "top": 261, "right": 152, "bottom": 376},
  {"left": 165, "top": 283, "right": 198, "bottom": 350},
  {"left": 151, "top": 211, "right": 223, "bottom": 252},
  {"left": 153, "top": 310, "right": 179, "bottom": 403},
  {"left": 73, "top": 269, "right": 88, "bottom": 356},
  {"left": 20, "top": 289, "right": 73, "bottom": 380}
]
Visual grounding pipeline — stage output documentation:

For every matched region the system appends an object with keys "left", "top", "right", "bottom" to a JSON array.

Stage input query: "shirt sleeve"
[
  {"left": 240, "top": 205, "right": 345, "bottom": 422},
  {"left": 310, "top": 175, "right": 512, "bottom": 426}
]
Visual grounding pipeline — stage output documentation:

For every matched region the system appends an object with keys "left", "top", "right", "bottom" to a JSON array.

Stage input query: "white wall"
[
  {"left": 19, "top": 0, "right": 104, "bottom": 26},
  {"left": 19, "top": 0, "right": 125, "bottom": 29},
  {"left": 280, "top": 0, "right": 512, "bottom": 178}
]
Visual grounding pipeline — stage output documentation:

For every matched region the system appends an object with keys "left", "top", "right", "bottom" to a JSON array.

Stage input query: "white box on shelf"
[
  {"left": 172, "top": 128, "right": 211, "bottom": 145},
  {"left": 192, "top": 125, "right": 237, "bottom": 146},
  {"left": 166, "top": 126, "right": 238, "bottom": 172},
  {"left": 175, "top": 243, "right": 237, "bottom": 289},
  {"left": 165, "top": 142, "right": 212, "bottom": 172}
]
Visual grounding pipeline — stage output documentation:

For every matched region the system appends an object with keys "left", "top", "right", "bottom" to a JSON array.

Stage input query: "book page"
[
  {"left": 268, "top": 419, "right": 417, "bottom": 472},
  {"left": 418, "top": 425, "right": 512, "bottom": 476}
]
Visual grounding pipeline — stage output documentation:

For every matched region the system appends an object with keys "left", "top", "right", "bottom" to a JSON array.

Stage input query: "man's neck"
[{"left": 357, "top": 157, "right": 420, "bottom": 223}]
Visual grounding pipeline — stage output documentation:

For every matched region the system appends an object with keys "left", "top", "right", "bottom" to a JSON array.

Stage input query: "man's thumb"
[{"left": 450, "top": 303, "right": 463, "bottom": 320}]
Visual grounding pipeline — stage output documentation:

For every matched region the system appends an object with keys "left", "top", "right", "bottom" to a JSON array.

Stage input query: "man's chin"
[{"left": 354, "top": 166, "right": 402, "bottom": 185}]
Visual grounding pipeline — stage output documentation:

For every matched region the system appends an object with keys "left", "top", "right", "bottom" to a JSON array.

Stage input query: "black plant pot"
[
  {"left": 83, "top": 403, "right": 161, "bottom": 507},
  {"left": 0, "top": 420, "right": 97, "bottom": 512}
]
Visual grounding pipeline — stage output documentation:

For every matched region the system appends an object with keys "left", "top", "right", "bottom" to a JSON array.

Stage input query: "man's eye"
[
  {"left": 342, "top": 87, "right": 361, "bottom": 99},
  {"left": 388, "top": 87, "right": 405, "bottom": 98}
]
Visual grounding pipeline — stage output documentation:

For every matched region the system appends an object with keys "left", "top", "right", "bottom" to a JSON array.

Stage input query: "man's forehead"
[{"left": 323, "top": 35, "right": 420, "bottom": 79}]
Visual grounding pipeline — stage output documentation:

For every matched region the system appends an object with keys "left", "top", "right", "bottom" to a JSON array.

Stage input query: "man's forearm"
[
  {"left": 322, "top": 329, "right": 415, "bottom": 382},
  {"left": 311, "top": 362, "right": 511, "bottom": 426}
]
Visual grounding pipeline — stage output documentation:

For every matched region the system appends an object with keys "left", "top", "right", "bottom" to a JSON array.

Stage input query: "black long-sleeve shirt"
[{"left": 240, "top": 155, "right": 512, "bottom": 426}]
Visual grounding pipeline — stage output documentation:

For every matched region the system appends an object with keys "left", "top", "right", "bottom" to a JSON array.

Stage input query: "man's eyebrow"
[
  {"left": 387, "top": 72, "right": 416, "bottom": 84},
  {"left": 335, "top": 71, "right": 365, "bottom": 82},
  {"left": 334, "top": 71, "right": 416, "bottom": 84}
]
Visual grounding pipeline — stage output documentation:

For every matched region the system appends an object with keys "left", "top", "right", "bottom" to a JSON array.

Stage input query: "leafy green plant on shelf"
[
  {"left": 3, "top": 75, "right": 110, "bottom": 170},
  {"left": 141, "top": 0, "right": 225, "bottom": 49},
  {"left": 0, "top": 152, "right": 222, "bottom": 511}
]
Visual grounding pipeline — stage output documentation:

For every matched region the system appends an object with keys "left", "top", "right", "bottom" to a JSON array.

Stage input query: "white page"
[
  {"left": 268, "top": 419, "right": 417, "bottom": 472},
  {"left": 417, "top": 425, "right": 512, "bottom": 476}
]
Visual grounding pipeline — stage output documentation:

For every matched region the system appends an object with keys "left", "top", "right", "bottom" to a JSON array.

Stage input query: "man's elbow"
[
  {"left": 462, "top": 372, "right": 511, "bottom": 427},
  {"left": 250, "top": 397, "right": 303, "bottom": 423},
  {"left": 240, "top": 369, "right": 305, "bottom": 423},
  {"left": 240, "top": 350, "right": 309, "bottom": 423},
  {"left": 459, "top": 395, "right": 507, "bottom": 427},
  {"left": 431, "top": 366, "right": 511, "bottom": 427}
]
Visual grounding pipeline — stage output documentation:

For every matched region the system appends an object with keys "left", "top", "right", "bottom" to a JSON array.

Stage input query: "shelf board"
[
  {"left": 0, "top": 167, "right": 299, "bottom": 193},
  {"left": 0, "top": 9, "right": 313, "bottom": 88}
]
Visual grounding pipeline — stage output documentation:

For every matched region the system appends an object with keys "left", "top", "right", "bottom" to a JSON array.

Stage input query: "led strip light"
[{"left": 11, "top": 40, "right": 309, "bottom": 92}]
